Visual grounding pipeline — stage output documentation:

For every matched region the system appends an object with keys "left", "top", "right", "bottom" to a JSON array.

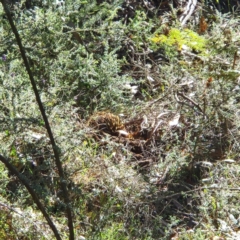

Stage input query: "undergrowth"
[{"left": 0, "top": 0, "right": 240, "bottom": 239}]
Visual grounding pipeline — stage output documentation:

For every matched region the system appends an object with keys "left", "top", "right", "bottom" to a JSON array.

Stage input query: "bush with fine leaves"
[{"left": 0, "top": 1, "right": 240, "bottom": 239}]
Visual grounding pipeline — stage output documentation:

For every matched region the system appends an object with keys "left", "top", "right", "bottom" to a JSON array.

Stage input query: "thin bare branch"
[
  {"left": 0, "top": 1, "right": 74, "bottom": 239},
  {"left": 0, "top": 154, "right": 62, "bottom": 240}
]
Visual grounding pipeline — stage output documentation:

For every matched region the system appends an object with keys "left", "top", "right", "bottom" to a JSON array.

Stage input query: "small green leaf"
[{"left": 10, "top": 146, "right": 17, "bottom": 158}]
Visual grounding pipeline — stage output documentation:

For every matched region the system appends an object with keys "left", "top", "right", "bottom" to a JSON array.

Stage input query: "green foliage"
[
  {"left": 98, "top": 223, "right": 128, "bottom": 240},
  {"left": 150, "top": 28, "right": 207, "bottom": 56},
  {"left": 127, "top": 10, "right": 153, "bottom": 49},
  {"left": 1, "top": 0, "right": 133, "bottom": 116},
  {"left": 0, "top": 210, "right": 14, "bottom": 240},
  {"left": 0, "top": 0, "right": 240, "bottom": 239}
]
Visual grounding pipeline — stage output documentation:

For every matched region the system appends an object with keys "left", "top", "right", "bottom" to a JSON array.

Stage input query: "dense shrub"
[{"left": 0, "top": 1, "right": 240, "bottom": 239}]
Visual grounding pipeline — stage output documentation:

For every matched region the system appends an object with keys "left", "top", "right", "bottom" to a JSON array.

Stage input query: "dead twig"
[
  {"left": 175, "top": 91, "right": 205, "bottom": 115},
  {"left": 155, "top": 185, "right": 240, "bottom": 201},
  {"left": 179, "top": 0, "right": 198, "bottom": 26}
]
